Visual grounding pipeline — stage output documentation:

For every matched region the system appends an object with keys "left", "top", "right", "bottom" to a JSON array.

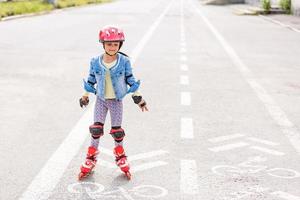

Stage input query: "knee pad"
[
  {"left": 110, "top": 128, "right": 125, "bottom": 142},
  {"left": 89, "top": 122, "right": 104, "bottom": 139}
]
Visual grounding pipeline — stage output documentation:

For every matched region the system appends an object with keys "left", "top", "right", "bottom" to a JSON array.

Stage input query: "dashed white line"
[
  {"left": 180, "top": 42, "right": 186, "bottom": 48},
  {"left": 180, "top": 159, "right": 199, "bottom": 195},
  {"left": 181, "top": 118, "right": 194, "bottom": 139},
  {"left": 180, "top": 47, "right": 187, "bottom": 53},
  {"left": 180, "top": 75, "right": 190, "bottom": 85},
  {"left": 181, "top": 92, "right": 191, "bottom": 105},
  {"left": 180, "top": 64, "right": 189, "bottom": 71},
  {"left": 180, "top": 55, "right": 187, "bottom": 62}
]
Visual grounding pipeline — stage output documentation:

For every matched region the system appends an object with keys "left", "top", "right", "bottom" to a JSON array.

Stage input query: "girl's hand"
[
  {"left": 79, "top": 96, "right": 89, "bottom": 107},
  {"left": 138, "top": 99, "right": 148, "bottom": 112},
  {"left": 132, "top": 95, "right": 148, "bottom": 112}
]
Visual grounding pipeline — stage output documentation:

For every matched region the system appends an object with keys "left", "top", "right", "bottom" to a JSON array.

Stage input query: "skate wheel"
[
  {"left": 125, "top": 171, "right": 131, "bottom": 180},
  {"left": 78, "top": 172, "right": 86, "bottom": 181}
]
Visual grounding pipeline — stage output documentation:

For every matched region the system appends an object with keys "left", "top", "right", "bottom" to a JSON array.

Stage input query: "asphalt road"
[{"left": 0, "top": 0, "right": 300, "bottom": 199}]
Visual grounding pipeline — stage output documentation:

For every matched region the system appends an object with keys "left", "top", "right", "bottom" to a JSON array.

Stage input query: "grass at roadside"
[
  {"left": 0, "top": 0, "right": 111, "bottom": 20},
  {"left": 56, "top": 0, "right": 110, "bottom": 9}
]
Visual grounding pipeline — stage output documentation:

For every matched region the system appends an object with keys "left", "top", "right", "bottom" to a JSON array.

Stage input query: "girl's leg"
[
  {"left": 79, "top": 97, "right": 109, "bottom": 180},
  {"left": 91, "top": 97, "right": 108, "bottom": 149},
  {"left": 107, "top": 99, "right": 124, "bottom": 146},
  {"left": 107, "top": 99, "right": 130, "bottom": 179}
]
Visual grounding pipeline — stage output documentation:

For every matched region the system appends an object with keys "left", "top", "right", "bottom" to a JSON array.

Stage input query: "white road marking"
[
  {"left": 180, "top": 42, "right": 186, "bottom": 48},
  {"left": 246, "top": 137, "right": 279, "bottom": 146},
  {"left": 18, "top": 1, "right": 174, "bottom": 199},
  {"left": 100, "top": 148, "right": 168, "bottom": 161},
  {"left": 99, "top": 159, "right": 117, "bottom": 168},
  {"left": 181, "top": 118, "right": 194, "bottom": 139},
  {"left": 130, "top": 0, "right": 174, "bottom": 64},
  {"left": 180, "top": 55, "right": 187, "bottom": 62},
  {"left": 191, "top": 1, "right": 300, "bottom": 156},
  {"left": 180, "top": 159, "right": 199, "bottom": 195},
  {"left": 131, "top": 161, "right": 168, "bottom": 173},
  {"left": 208, "top": 142, "right": 249, "bottom": 152},
  {"left": 180, "top": 64, "right": 189, "bottom": 71},
  {"left": 180, "top": 75, "right": 189, "bottom": 85},
  {"left": 259, "top": 15, "right": 300, "bottom": 34},
  {"left": 250, "top": 146, "right": 285, "bottom": 156},
  {"left": 19, "top": 106, "right": 94, "bottom": 200},
  {"left": 181, "top": 92, "right": 191, "bottom": 105},
  {"left": 129, "top": 150, "right": 168, "bottom": 161},
  {"left": 208, "top": 134, "right": 245, "bottom": 143},
  {"left": 271, "top": 191, "right": 300, "bottom": 200},
  {"left": 180, "top": 47, "right": 187, "bottom": 53}
]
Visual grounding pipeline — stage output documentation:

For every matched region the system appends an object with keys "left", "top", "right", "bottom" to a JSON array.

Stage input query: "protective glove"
[
  {"left": 132, "top": 95, "right": 148, "bottom": 112},
  {"left": 79, "top": 96, "right": 89, "bottom": 108}
]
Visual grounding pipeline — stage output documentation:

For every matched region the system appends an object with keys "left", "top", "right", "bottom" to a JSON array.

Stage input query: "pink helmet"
[{"left": 99, "top": 26, "right": 125, "bottom": 43}]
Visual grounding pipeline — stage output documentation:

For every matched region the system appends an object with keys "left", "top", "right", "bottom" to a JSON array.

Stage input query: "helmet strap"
[{"left": 105, "top": 51, "right": 118, "bottom": 56}]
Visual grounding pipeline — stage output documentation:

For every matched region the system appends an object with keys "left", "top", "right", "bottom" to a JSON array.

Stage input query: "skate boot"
[
  {"left": 78, "top": 146, "right": 99, "bottom": 180},
  {"left": 114, "top": 145, "right": 131, "bottom": 180}
]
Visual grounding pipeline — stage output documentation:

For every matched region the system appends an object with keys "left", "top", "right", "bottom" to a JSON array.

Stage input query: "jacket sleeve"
[
  {"left": 83, "top": 59, "right": 97, "bottom": 94},
  {"left": 125, "top": 60, "right": 140, "bottom": 93}
]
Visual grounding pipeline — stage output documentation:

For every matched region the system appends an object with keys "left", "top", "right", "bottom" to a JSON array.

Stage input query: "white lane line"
[
  {"left": 19, "top": 1, "right": 175, "bottom": 199},
  {"left": 180, "top": 64, "right": 189, "bottom": 71},
  {"left": 246, "top": 137, "right": 279, "bottom": 146},
  {"left": 98, "top": 159, "right": 117, "bottom": 169},
  {"left": 271, "top": 191, "right": 300, "bottom": 200},
  {"left": 191, "top": 1, "right": 300, "bottom": 156},
  {"left": 181, "top": 92, "right": 191, "bottom": 105},
  {"left": 259, "top": 15, "right": 300, "bottom": 34},
  {"left": 180, "top": 75, "right": 189, "bottom": 85},
  {"left": 131, "top": 161, "right": 168, "bottom": 173},
  {"left": 250, "top": 146, "right": 285, "bottom": 156},
  {"left": 181, "top": 118, "right": 194, "bottom": 139},
  {"left": 180, "top": 42, "right": 186, "bottom": 48},
  {"left": 19, "top": 106, "right": 94, "bottom": 200},
  {"left": 208, "top": 134, "right": 245, "bottom": 143},
  {"left": 130, "top": 0, "right": 174, "bottom": 64},
  {"left": 208, "top": 142, "right": 249, "bottom": 152},
  {"left": 180, "top": 160, "right": 199, "bottom": 195},
  {"left": 180, "top": 55, "right": 187, "bottom": 62},
  {"left": 180, "top": 47, "right": 187, "bottom": 53},
  {"left": 129, "top": 150, "right": 168, "bottom": 161}
]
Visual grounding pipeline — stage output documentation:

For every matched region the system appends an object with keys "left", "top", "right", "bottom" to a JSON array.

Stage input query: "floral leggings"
[{"left": 94, "top": 97, "right": 123, "bottom": 127}]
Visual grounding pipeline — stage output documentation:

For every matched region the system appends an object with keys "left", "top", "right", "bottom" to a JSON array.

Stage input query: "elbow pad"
[
  {"left": 127, "top": 80, "right": 140, "bottom": 94},
  {"left": 83, "top": 79, "right": 96, "bottom": 94}
]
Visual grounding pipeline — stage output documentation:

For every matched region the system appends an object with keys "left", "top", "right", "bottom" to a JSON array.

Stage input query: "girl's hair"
[{"left": 118, "top": 51, "right": 129, "bottom": 57}]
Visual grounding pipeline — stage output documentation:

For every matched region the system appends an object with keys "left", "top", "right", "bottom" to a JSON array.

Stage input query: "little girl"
[{"left": 78, "top": 26, "right": 148, "bottom": 180}]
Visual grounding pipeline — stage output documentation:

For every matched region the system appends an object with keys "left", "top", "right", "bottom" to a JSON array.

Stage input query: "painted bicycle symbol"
[
  {"left": 68, "top": 182, "right": 168, "bottom": 199},
  {"left": 221, "top": 185, "right": 300, "bottom": 200},
  {"left": 212, "top": 156, "right": 300, "bottom": 179}
]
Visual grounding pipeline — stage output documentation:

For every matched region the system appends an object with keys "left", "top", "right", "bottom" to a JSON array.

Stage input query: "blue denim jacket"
[{"left": 83, "top": 53, "right": 140, "bottom": 100}]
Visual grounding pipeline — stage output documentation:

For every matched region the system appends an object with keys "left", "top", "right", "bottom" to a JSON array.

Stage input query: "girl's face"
[{"left": 104, "top": 42, "right": 120, "bottom": 55}]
